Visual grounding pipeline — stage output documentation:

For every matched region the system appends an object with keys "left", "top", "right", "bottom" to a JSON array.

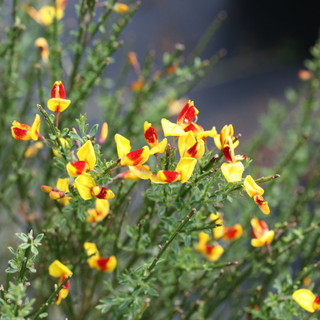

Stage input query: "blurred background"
[{"left": 102, "top": 0, "right": 320, "bottom": 139}]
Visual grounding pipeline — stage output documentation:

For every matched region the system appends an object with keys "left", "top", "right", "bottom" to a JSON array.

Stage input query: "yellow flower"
[
  {"left": 210, "top": 213, "right": 242, "bottom": 241},
  {"left": 48, "top": 260, "right": 72, "bottom": 305},
  {"left": 144, "top": 121, "right": 167, "bottom": 155},
  {"left": 250, "top": 218, "right": 274, "bottom": 247},
  {"left": 244, "top": 175, "right": 270, "bottom": 214},
  {"left": 24, "top": 142, "right": 43, "bottom": 158},
  {"left": 112, "top": 3, "right": 129, "bottom": 14},
  {"left": 11, "top": 114, "right": 41, "bottom": 141},
  {"left": 99, "top": 122, "right": 108, "bottom": 145},
  {"left": 150, "top": 157, "right": 197, "bottom": 184},
  {"left": 178, "top": 132, "right": 205, "bottom": 159},
  {"left": 114, "top": 133, "right": 149, "bottom": 166},
  {"left": 292, "top": 289, "right": 320, "bottom": 313},
  {"left": 47, "top": 81, "right": 71, "bottom": 113},
  {"left": 34, "top": 37, "right": 49, "bottom": 63},
  {"left": 84, "top": 242, "right": 117, "bottom": 272},
  {"left": 24, "top": 0, "right": 66, "bottom": 26},
  {"left": 74, "top": 173, "right": 115, "bottom": 200},
  {"left": 66, "top": 140, "right": 96, "bottom": 177},
  {"left": 41, "top": 178, "right": 71, "bottom": 206},
  {"left": 86, "top": 199, "right": 109, "bottom": 224},
  {"left": 195, "top": 232, "right": 224, "bottom": 262},
  {"left": 214, "top": 124, "right": 239, "bottom": 150}
]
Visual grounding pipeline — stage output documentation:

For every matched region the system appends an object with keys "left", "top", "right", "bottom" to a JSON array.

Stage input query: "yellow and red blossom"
[
  {"left": 25, "top": 141, "right": 43, "bottom": 158},
  {"left": 112, "top": 3, "right": 129, "bottom": 14},
  {"left": 244, "top": 175, "right": 270, "bottom": 214},
  {"left": 150, "top": 157, "right": 197, "bottom": 184},
  {"left": 24, "top": 2, "right": 65, "bottom": 26},
  {"left": 74, "top": 173, "right": 115, "bottom": 200},
  {"left": 250, "top": 218, "right": 274, "bottom": 247},
  {"left": 99, "top": 122, "right": 108, "bottom": 145},
  {"left": 83, "top": 242, "right": 117, "bottom": 272},
  {"left": 47, "top": 81, "right": 71, "bottom": 113},
  {"left": 41, "top": 178, "right": 71, "bottom": 205},
  {"left": 161, "top": 100, "right": 217, "bottom": 139},
  {"left": 11, "top": 114, "right": 41, "bottom": 141},
  {"left": 128, "top": 51, "right": 140, "bottom": 73},
  {"left": 220, "top": 136, "right": 246, "bottom": 183},
  {"left": 130, "top": 79, "right": 144, "bottom": 92},
  {"left": 86, "top": 199, "right": 109, "bottom": 224},
  {"left": 177, "top": 100, "right": 199, "bottom": 126},
  {"left": 48, "top": 260, "right": 72, "bottom": 305},
  {"left": 214, "top": 124, "right": 239, "bottom": 150},
  {"left": 34, "top": 37, "right": 49, "bottom": 63},
  {"left": 66, "top": 140, "right": 96, "bottom": 177},
  {"left": 114, "top": 134, "right": 150, "bottom": 166},
  {"left": 195, "top": 232, "right": 224, "bottom": 262},
  {"left": 210, "top": 213, "right": 242, "bottom": 241},
  {"left": 292, "top": 289, "right": 320, "bottom": 313},
  {"left": 144, "top": 121, "right": 167, "bottom": 155},
  {"left": 178, "top": 131, "right": 205, "bottom": 159}
]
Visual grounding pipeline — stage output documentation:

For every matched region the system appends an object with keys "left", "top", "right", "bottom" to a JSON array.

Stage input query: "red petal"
[
  {"left": 51, "top": 81, "right": 66, "bottom": 99},
  {"left": 144, "top": 126, "right": 158, "bottom": 145},
  {"left": 96, "top": 257, "right": 110, "bottom": 271},
  {"left": 162, "top": 171, "right": 180, "bottom": 183},
  {"left": 177, "top": 102, "right": 197, "bottom": 125}
]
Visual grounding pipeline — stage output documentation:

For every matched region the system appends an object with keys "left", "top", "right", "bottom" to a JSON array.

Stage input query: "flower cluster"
[{"left": 11, "top": 80, "right": 277, "bottom": 303}]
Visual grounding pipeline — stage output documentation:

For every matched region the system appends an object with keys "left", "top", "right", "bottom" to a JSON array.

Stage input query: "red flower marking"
[
  {"left": 223, "top": 227, "right": 238, "bottom": 239},
  {"left": 205, "top": 244, "right": 215, "bottom": 254},
  {"left": 252, "top": 220, "right": 268, "bottom": 239},
  {"left": 253, "top": 194, "right": 267, "bottom": 206},
  {"left": 70, "top": 161, "right": 86, "bottom": 175},
  {"left": 314, "top": 295, "right": 320, "bottom": 305},
  {"left": 144, "top": 126, "right": 158, "bottom": 145},
  {"left": 187, "top": 142, "right": 199, "bottom": 158},
  {"left": 51, "top": 82, "right": 66, "bottom": 99},
  {"left": 183, "top": 123, "right": 203, "bottom": 134},
  {"left": 96, "top": 257, "right": 111, "bottom": 271},
  {"left": 222, "top": 145, "right": 233, "bottom": 162},
  {"left": 177, "top": 102, "right": 197, "bottom": 125},
  {"left": 96, "top": 187, "right": 111, "bottom": 199},
  {"left": 12, "top": 127, "right": 28, "bottom": 140},
  {"left": 126, "top": 148, "right": 144, "bottom": 166},
  {"left": 163, "top": 171, "right": 180, "bottom": 183}
]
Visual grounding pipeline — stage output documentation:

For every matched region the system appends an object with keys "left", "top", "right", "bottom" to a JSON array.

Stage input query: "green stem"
[
  {"left": 30, "top": 276, "right": 71, "bottom": 320},
  {"left": 146, "top": 208, "right": 197, "bottom": 279}
]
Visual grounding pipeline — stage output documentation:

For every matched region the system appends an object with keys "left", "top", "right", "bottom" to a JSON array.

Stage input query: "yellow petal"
[
  {"left": 244, "top": 175, "right": 264, "bottom": 197},
  {"left": 114, "top": 133, "right": 131, "bottom": 158},
  {"left": 161, "top": 118, "right": 187, "bottom": 137},
  {"left": 74, "top": 173, "right": 96, "bottom": 200},
  {"left": 292, "top": 289, "right": 316, "bottom": 313},
  {"left": 30, "top": 114, "right": 41, "bottom": 140},
  {"left": 251, "top": 230, "right": 274, "bottom": 247},
  {"left": 49, "top": 260, "right": 72, "bottom": 278},
  {"left": 149, "top": 138, "right": 167, "bottom": 155},
  {"left": 99, "top": 122, "right": 108, "bottom": 144},
  {"left": 196, "top": 126, "right": 218, "bottom": 139},
  {"left": 77, "top": 140, "right": 96, "bottom": 170},
  {"left": 221, "top": 162, "right": 244, "bottom": 183},
  {"left": 47, "top": 98, "right": 71, "bottom": 112},
  {"left": 128, "top": 164, "right": 152, "bottom": 180},
  {"left": 176, "top": 157, "right": 197, "bottom": 183},
  {"left": 84, "top": 242, "right": 100, "bottom": 268},
  {"left": 56, "top": 178, "right": 70, "bottom": 192},
  {"left": 121, "top": 146, "right": 149, "bottom": 167},
  {"left": 178, "top": 132, "right": 196, "bottom": 158},
  {"left": 206, "top": 244, "right": 224, "bottom": 262}
]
